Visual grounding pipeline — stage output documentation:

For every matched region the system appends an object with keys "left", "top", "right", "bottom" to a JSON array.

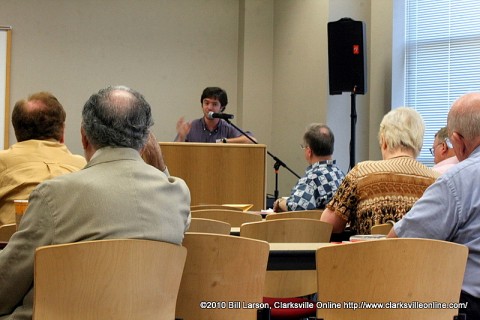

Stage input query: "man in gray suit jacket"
[{"left": 0, "top": 85, "right": 191, "bottom": 320}]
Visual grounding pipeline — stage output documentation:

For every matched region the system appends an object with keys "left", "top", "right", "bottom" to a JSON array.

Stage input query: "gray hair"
[
  {"left": 448, "top": 92, "right": 480, "bottom": 141},
  {"left": 82, "top": 85, "right": 153, "bottom": 150},
  {"left": 303, "top": 123, "right": 335, "bottom": 156},
  {"left": 378, "top": 107, "right": 424, "bottom": 157},
  {"left": 435, "top": 127, "right": 449, "bottom": 141}
]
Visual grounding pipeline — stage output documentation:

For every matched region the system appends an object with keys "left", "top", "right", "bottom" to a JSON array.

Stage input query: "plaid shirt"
[{"left": 286, "top": 160, "right": 345, "bottom": 211}]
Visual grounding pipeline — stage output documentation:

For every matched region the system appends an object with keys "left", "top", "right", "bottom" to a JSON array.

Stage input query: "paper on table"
[{"left": 222, "top": 204, "right": 254, "bottom": 211}]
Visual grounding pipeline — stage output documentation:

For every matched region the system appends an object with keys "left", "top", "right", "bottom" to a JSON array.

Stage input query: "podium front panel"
[{"left": 160, "top": 142, "right": 266, "bottom": 210}]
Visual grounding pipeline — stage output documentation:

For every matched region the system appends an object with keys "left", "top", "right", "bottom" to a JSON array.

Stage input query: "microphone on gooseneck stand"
[
  {"left": 210, "top": 111, "right": 300, "bottom": 204},
  {"left": 207, "top": 111, "right": 235, "bottom": 120}
]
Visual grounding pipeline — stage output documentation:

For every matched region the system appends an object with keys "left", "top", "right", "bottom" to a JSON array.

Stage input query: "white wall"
[
  {"left": 240, "top": 0, "right": 274, "bottom": 149},
  {"left": 0, "top": 0, "right": 241, "bottom": 150},
  {"left": 270, "top": 0, "right": 330, "bottom": 197},
  {"left": 0, "top": 0, "right": 394, "bottom": 206}
]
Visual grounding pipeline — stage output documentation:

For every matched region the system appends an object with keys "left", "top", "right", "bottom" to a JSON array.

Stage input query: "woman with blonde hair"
[{"left": 321, "top": 107, "right": 439, "bottom": 235}]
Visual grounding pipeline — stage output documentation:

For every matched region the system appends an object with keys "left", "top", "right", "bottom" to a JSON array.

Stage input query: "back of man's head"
[
  {"left": 304, "top": 123, "right": 335, "bottom": 156},
  {"left": 82, "top": 85, "right": 153, "bottom": 151},
  {"left": 448, "top": 92, "right": 480, "bottom": 142},
  {"left": 435, "top": 127, "right": 449, "bottom": 141},
  {"left": 12, "top": 92, "right": 66, "bottom": 142},
  {"left": 447, "top": 92, "right": 480, "bottom": 160}
]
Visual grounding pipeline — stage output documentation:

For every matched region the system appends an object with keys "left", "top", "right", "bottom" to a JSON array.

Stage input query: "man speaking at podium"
[{"left": 175, "top": 87, "right": 256, "bottom": 144}]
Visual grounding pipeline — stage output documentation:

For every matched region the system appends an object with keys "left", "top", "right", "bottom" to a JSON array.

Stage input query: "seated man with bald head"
[
  {"left": 389, "top": 92, "right": 480, "bottom": 319},
  {"left": 0, "top": 92, "right": 86, "bottom": 226}
]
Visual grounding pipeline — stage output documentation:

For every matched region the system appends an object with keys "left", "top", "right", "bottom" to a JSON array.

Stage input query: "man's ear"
[
  {"left": 451, "top": 131, "right": 466, "bottom": 160},
  {"left": 81, "top": 127, "right": 89, "bottom": 150},
  {"left": 59, "top": 124, "right": 65, "bottom": 143},
  {"left": 380, "top": 136, "right": 387, "bottom": 151},
  {"left": 439, "top": 141, "right": 448, "bottom": 156}
]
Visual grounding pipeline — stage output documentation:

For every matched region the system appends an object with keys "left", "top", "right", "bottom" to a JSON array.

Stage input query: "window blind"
[{"left": 405, "top": 0, "right": 480, "bottom": 167}]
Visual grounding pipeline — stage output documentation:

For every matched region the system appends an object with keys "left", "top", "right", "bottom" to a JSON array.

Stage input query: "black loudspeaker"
[{"left": 328, "top": 18, "right": 367, "bottom": 95}]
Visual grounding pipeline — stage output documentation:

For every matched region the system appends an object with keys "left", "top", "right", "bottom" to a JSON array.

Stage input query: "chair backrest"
[
  {"left": 370, "top": 222, "right": 393, "bottom": 235},
  {"left": 191, "top": 209, "right": 262, "bottom": 227},
  {"left": 240, "top": 218, "right": 332, "bottom": 243},
  {"left": 316, "top": 238, "right": 468, "bottom": 320},
  {"left": 33, "top": 239, "right": 187, "bottom": 320},
  {"left": 176, "top": 233, "right": 269, "bottom": 320},
  {"left": 241, "top": 218, "right": 332, "bottom": 298},
  {"left": 191, "top": 204, "right": 243, "bottom": 211},
  {"left": 265, "top": 209, "right": 323, "bottom": 221},
  {"left": 0, "top": 223, "right": 16, "bottom": 242},
  {"left": 187, "top": 218, "right": 231, "bottom": 235}
]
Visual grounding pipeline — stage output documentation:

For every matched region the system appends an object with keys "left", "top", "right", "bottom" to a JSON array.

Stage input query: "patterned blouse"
[
  {"left": 326, "top": 156, "right": 439, "bottom": 235},
  {"left": 287, "top": 160, "right": 345, "bottom": 211}
]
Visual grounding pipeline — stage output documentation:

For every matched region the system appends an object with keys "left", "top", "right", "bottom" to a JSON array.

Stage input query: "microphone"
[{"left": 207, "top": 111, "right": 234, "bottom": 120}]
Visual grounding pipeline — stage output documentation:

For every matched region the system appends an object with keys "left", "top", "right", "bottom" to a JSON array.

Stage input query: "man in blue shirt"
[
  {"left": 273, "top": 124, "right": 345, "bottom": 212},
  {"left": 389, "top": 92, "right": 480, "bottom": 319}
]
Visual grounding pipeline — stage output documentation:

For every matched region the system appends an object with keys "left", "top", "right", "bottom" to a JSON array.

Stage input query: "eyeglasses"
[
  {"left": 429, "top": 138, "right": 452, "bottom": 156},
  {"left": 300, "top": 144, "right": 309, "bottom": 150},
  {"left": 429, "top": 143, "right": 442, "bottom": 156}
]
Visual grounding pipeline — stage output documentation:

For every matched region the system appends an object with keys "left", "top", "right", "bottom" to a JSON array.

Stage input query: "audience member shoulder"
[{"left": 351, "top": 157, "right": 439, "bottom": 179}]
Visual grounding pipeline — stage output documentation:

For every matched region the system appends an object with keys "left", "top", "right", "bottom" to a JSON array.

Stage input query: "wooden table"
[{"left": 229, "top": 228, "right": 337, "bottom": 270}]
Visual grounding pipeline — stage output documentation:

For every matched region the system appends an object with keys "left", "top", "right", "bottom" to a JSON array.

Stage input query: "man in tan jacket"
[{"left": 0, "top": 85, "right": 191, "bottom": 319}]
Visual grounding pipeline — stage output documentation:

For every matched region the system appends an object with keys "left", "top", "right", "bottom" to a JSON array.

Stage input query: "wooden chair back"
[
  {"left": 33, "top": 239, "right": 187, "bottom": 320},
  {"left": 370, "top": 222, "right": 393, "bottom": 235},
  {"left": 191, "top": 209, "right": 262, "bottom": 227},
  {"left": 241, "top": 218, "right": 332, "bottom": 298},
  {"left": 187, "top": 218, "right": 231, "bottom": 235},
  {"left": 176, "top": 233, "right": 269, "bottom": 320},
  {"left": 0, "top": 223, "right": 16, "bottom": 242},
  {"left": 316, "top": 238, "right": 468, "bottom": 320},
  {"left": 240, "top": 218, "right": 332, "bottom": 243},
  {"left": 265, "top": 209, "right": 323, "bottom": 221},
  {"left": 191, "top": 204, "right": 243, "bottom": 211}
]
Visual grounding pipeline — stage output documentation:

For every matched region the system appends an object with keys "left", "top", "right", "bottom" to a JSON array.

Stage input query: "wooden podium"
[{"left": 160, "top": 142, "right": 266, "bottom": 210}]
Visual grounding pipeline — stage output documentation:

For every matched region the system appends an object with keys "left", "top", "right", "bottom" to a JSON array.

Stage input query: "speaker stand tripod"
[
  {"left": 349, "top": 86, "right": 358, "bottom": 170},
  {"left": 225, "top": 119, "right": 300, "bottom": 201}
]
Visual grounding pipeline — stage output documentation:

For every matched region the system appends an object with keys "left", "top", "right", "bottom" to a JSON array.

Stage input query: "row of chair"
[
  {"left": 186, "top": 210, "right": 467, "bottom": 320},
  {"left": 0, "top": 207, "right": 388, "bottom": 243},
  {"left": 188, "top": 214, "right": 331, "bottom": 319},
  {"left": 190, "top": 207, "right": 390, "bottom": 234},
  {"left": 32, "top": 234, "right": 269, "bottom": 320},
  {"left": 186, "top": 207, "right": 396, "bottom": 319},
  {"left": 190, "top": 208, "right": 323, "bottom": 227},
  {"left": 31, "top": 235, "right": 468, "bottom": 320},
  {"left": 9, "top": 206, "right": 466, "bottom": 319}
]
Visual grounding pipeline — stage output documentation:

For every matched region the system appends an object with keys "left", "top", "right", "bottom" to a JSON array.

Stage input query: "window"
[{"left": 396, "top": 0, "right": 480, "bottom": 167}]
